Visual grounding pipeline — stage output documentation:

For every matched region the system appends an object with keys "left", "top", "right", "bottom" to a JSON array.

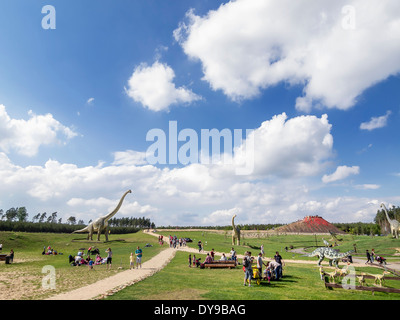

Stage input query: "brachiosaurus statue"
[
  {"left": 380, "top": 203, "right": 400, "bottom": 239},
  {"left": 72, "top": 190, "right": 132, "bottom": 241},
  {"left": 232, "top": 214, "right": 241, "bottom": 246}
]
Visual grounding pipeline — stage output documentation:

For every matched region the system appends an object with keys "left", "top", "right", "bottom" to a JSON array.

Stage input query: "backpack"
[{"left": 243, "top": 257, "right": 249, "bottom": 268}]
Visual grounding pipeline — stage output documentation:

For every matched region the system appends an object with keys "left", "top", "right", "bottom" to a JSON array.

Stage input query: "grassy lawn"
[
  {"left": 106, "top": 251, "right": 400, "bottom": 300},
  {"left": 106, "top": 231, "right": 400, "bottom": 300},
  {"left": 1, "top": 229, "right": 400, "bottom": 300},
  {"left": 156, "top": 230, "right": 400, "bottom": 262}
]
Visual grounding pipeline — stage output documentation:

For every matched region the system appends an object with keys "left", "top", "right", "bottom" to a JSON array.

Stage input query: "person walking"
[
  {"left": 256, "top": 252, "right": 266, "bottom": 280},
  {"left": 105, "top": 248, "right": 112, "bottom": 270},
  {"left": 371, "top": 249, "right": 375, "bottom": 263},
  {"left": 135, "top": 246, "right": 143, "bottom": 269},
  {"left": 130, "top": 252, "right": 135, "bottom": 270},
  {"left": 274, "top": 251, "right": 284, "bottom": 279},
  {"left": 243, "top": 251, "right": 254, "bottom": 287},
  {"left": 365, "top": 250, "right": 372, "bottom": 264}
]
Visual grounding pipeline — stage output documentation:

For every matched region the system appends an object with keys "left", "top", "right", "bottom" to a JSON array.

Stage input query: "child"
[
  {"left": 188, "top": 254, "right": 192, "bottom": 267},
  {"left": 130, "top": 252, "right": 135, "bottom": 270},
  {"left": 88, "top": 258, "right": 94, "bottom": 270},
  {"left": 192, "top": 255, "right": 196, "bottom": 267}
]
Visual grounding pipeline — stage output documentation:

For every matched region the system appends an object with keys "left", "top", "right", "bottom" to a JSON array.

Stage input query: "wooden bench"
[{"left": 204, "top": 260, "right": 236, "bottom": 269}]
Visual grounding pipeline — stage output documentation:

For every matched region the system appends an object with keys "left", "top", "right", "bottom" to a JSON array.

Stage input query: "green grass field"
[
  {"left": 105, "top": 231, "right": 400, "bottom": 300},
  {"left": 1, "top": 229, "right": 400, "bottom": 300}
]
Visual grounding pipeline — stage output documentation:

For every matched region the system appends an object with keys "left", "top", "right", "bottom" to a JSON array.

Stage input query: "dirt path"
[{"left": 46, "top": 247, "right": 176, "bottom": 300}]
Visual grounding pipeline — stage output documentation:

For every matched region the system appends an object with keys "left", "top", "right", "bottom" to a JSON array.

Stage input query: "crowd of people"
[
  {"left": 158, "top": 235, "right": 190, "bottom": 249},
  {"left": 68, "top": 246, "right": 144, "bottom": 270},
  {"left": 242, "top": 250, "right": 285, "bottom": 287},
  {"left": 186, "top": 242, "right": 285, "bottom": 287}
]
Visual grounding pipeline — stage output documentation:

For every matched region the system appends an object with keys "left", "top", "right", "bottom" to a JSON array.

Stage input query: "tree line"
[
  {"left": 1, "top": 205, "right": 399, "bottom": 235},
  {"left": 0, "top": 207, "right": 154, "bottom": 234},
  {"left": 108, "top": 216, "right": 155, "bottom": 229}
]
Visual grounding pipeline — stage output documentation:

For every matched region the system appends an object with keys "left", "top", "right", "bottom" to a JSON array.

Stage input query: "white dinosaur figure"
[
  {"left": 72, "top": 190, "right": 132, "bottom": 241},
  {"left": 380, "top": 203, "right": 400, "bottom": 239},
  {"left": 367, "top": 271, "right": 391, "bottom": 287}
]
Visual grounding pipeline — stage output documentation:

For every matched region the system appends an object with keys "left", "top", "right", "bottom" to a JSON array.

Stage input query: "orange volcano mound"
[{"left": 275, "top": 215, "right": 345, "bottom": 234}]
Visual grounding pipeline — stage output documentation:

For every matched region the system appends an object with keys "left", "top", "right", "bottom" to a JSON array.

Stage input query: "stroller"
[{"left": 376, "top": 255, "right": 387, "bottom": 265}]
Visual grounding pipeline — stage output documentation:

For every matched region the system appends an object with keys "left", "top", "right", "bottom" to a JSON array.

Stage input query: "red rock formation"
[{"left": 275, "top": 215, "right": 345, "bottom": 234}]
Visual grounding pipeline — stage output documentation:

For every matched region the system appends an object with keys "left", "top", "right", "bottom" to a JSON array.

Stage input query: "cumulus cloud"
[
  {"left": 322, "top": 165, "right": 360, "bottom": 183},
  {"left": 174, "top": 0, "right": 400, "bottom": 111},
  {"left": 125, "top": 61, "right": 201, "bottom": 111},
  {"left": 0, "top": 145, "right": 388, "bottom": 226},
  {"left": 202, "top": 207, "right": 241, "bottom": 225},
  {"left": 0, "top": 105, "right": 78, "bottom": 157},
  {"left": 360, "top": 110, "right": 392, "bottom": 131},
  {"left": 355, "top": 184, "right": 380, "bottom": 190},
  {"left": 234, "top": 113, "right": 333, "bottom": 178},
  {"left": 112, "top": 150, "right": 148, "bottom": 166}
]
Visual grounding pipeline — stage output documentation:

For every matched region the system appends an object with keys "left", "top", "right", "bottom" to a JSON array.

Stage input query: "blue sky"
[{"left": 0, "top": 0, "right": 399, "bottom": 227}]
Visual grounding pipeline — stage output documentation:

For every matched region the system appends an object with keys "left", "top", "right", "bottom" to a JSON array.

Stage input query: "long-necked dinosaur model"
[
  {"left": 380, "top": 203, "right": 400, "bottom": 239},
  {"left": 304, "top": 247, "right": 354, "bottom": 268},
  {"left": 72, "top": 190, "right": 132, "bottom": 241},
  {"left": 232, "top": 214, "right": 241, "bottom": 246}
]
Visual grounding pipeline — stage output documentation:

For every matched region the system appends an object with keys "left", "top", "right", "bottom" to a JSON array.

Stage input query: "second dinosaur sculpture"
[
  {"left": 72, "top": 190, "right": 132, "bottom": 241},
  {"left": 304, "top": 247, "right": 354, "bottom": 268},
  {"left": 232, "top": 214, "right": 241, "bottom": 246},
  {"left": 380, "top": 203, "right": 400, "bottom": 239}
]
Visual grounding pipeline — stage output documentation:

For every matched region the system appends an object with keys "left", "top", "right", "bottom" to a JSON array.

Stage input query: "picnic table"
[{"left": 204, "top": 260, "right": 237, "bottom": 269}]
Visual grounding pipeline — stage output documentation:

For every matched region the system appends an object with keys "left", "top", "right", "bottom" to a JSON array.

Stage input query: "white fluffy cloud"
[
  {"left": 234, "top": 113, "right": 333, "bottom": 178},
  {"left": 322, "top": 165, "right": 360, "bottom": 183},
  {"left": 0, "top": 112, "right": 336, "bottom": 225},
  {"left": 0, "top": 105, "right": 77, "bottom": 157},
  {"left": 0, "top": 110, "right": 386, "bottom": 226},
  {"left": 174, "top": 0, "right": 400, "bottom": 111},
  {"left": 360, "top": 110, "right": 392, "bottom": 131},
  {"left": 125, "top": 61, "right": 201, "bottom": 111}
]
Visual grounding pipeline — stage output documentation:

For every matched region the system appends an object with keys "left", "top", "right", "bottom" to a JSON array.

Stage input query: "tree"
[
  {"left": 32, "top": 213, "right": 41, "bottom": 223},
  {"left": 67, "top": 216, "right": 76, "bottom": 225},
  {"left": 39, "top": 212, "right": 47, "bottom": 223},
  {"left": 16, "top": 207, "right": 28, "bottom": 222},
  {"left": 5, "top": 208, "right": 18, "bottom": 221},
  {"left": 46, "top": 212, "right": 58, "bottom": 224}
]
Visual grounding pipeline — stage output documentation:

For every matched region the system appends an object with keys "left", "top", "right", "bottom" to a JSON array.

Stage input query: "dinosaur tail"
[
  {"left": 303, "top": 250, "right": 318, "bottom": 257},
  {"left": 72, "top": 227, "right": 88, "bottom": 234},
  {"left": 340, "top": 250, "right": 354, "bottom": 257}
]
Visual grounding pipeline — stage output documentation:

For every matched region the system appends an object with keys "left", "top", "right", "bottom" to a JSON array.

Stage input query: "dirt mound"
[{"left": 275, "top": 216, "right": 345, "bottom": 234}]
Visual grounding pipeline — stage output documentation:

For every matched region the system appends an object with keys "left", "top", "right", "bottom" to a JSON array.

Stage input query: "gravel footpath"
[{"left": 46, "top": 246, "right": 176, "bottom": 300}]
